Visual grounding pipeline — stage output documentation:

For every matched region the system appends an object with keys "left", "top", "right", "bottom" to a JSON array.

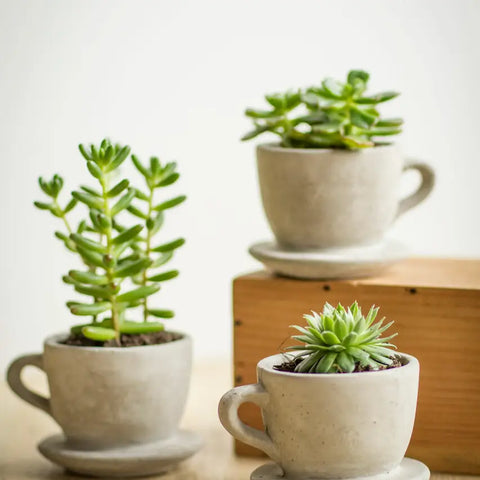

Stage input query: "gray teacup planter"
[
  {"left": 249, "top": 144, "right": 435, "bottom": 279},
  {"left": 219, "top": 353, "right": 430, "bottom": 480},
  {"left": 7, "top": 332, "right": 202, "bottom": 477}
]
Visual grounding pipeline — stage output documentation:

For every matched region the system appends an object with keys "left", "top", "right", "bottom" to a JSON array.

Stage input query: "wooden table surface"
[{"left": 0, "top": 360, "right": 476, "bottom": 480}]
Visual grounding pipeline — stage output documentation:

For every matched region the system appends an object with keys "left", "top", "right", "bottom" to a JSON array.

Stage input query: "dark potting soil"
[
  {"left": 62, "top": 330, "right": 182, "bottom": 348},
  {"left": 274, "top": 355, "right": 403, "bottom": 373}
]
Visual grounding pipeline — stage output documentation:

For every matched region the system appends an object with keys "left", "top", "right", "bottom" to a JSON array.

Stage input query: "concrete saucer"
[
  {"left": 248, "top": 238, "right": 408, "bottom": 280},
  {"left": 38, "top": 430, "right": 203, "bottom": 477},
  {"left": 251, "top": 458, "right": 430, "bottom": 480}
]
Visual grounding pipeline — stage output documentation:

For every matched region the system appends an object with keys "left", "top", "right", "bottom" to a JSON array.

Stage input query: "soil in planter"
[
  {"left": 63, "top": 330, "right": 182, "bottom": 348},
  {"left": 274, "top": 355, "right": 403, "bottom": 373}
]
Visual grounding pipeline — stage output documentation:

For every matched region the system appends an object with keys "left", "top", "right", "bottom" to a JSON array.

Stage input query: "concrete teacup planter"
[
  {"left": 7, "top": 332, "right": 202, "bottom": 477},
  {"left": 256, "top": 144, "right": 435, "bottom": 250},
  {"left": 219, "top": 353, "right": 430, "bottom": 480}
]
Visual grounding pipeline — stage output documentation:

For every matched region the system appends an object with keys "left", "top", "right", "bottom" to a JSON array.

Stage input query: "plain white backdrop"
[{"left": 1, "top": 0, "right": 479, "bottom": 371}]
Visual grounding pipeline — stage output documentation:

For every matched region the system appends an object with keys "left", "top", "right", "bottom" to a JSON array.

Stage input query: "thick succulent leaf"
[
  {"left": 112, "top": 224, "right": 143, "bottom": 245},
  {"left": 111, "top": 189, "right": 136, "bottom": 215},
  {"left": 315, "top": 352, "right": 337, "bottom": 373},
  {"left": 153, "top": 195, "right": 187, "bottom": 212},
  {"left": 69, "top": 301, "right": 111, "bottom": 316},
  {"left": 69, "top": 270, "right": 109, "bottom": 285},
  {"left": 107, "top": 179, "right": 130, "bottom": 198},
  {"left": 147, "top": 270, "right": 179, "bottom": 282},
  {"left": 113, "top": 257, "right": 152, "bottom": 278},
  {"left": 356, "top": 91, "right": 400, "bottom": 104},
  {"left": 70, "top": 233, "right": 106, "bottom": 254},
  {"left": 116, "top": 284, "right": 160, "bottom": 303},
  {"left": 119, "top": 321, "right": 164, "bottom": 334},
  {"left": 82, "top": 326, "right": 117, "bottom": 341},
  {"left": 335, "top": 351, "right": 356, "bottom": 373},
  {"left": 148, "top": 309, "right": 174, "bottom": 318},
  {"left": 152, "top": 238, "right": 185, "bottom": 253}
]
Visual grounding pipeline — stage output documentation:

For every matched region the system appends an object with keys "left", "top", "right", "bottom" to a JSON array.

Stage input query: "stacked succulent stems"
[{"left": 34, "top": 139, "right": 186, "bottom": 344}]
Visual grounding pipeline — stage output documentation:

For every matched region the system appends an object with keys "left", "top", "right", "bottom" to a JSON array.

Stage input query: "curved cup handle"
[
  {"left": 397, "top": 159, "right": 435, "bottom": 218},
  {"left": 6, "top": 353, "right": 51, "bottom": 415},
  {"left": 218, "top": 383, "right": 279, "bottom": 461}
]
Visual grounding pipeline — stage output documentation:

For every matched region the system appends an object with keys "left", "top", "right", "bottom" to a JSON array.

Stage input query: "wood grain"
[{"left": 233, "top": 258, "right": 480, "bottom": 475}]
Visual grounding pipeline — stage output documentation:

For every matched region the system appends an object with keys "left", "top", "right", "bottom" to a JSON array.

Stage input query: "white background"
[{"left": 1, "top": 0, "right": 479, "bottom": 371}]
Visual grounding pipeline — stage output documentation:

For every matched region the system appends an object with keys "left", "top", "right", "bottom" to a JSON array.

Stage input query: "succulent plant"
[
  {"left": 242, "top": 70, "right": 403, "bottom": 149},
  {"left": 288, "top": 302, "right": 397, "bottom": 373},
  {"left": 34, "top": 139, "right": 186, "bottom": 344}
]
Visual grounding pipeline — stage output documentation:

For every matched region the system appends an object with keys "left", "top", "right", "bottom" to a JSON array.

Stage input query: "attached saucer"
[
  {"left": 249, "top": 239, "right": 408, "bottom": 280},
  {"left": 38, "top": 430, "right": 203, "bottom": 478},
  {"left": 251, "top": 458, "right": 430, "bottom": 480}
]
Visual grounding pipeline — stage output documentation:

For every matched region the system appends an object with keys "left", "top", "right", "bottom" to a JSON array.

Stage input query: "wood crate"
[{"left": 232, "top": 258, "right": 480, "bottom": 474}]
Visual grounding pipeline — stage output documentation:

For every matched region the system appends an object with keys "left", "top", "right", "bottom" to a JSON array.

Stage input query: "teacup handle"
[
  {"left": 397, "top": 159, "right": 435, "bottom": 218},
  {"left": 6, "top": 353, "right": 51, "bottom": 415},
  {"left": 218, "top": 383, "right": 279, "bottom": 461}
]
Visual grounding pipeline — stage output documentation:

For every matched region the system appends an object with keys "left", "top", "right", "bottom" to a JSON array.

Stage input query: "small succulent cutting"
[
  {"left": 288, "top": 302, "right": 397, "bottom": 373},
  {"left": 242, "top": 70, "right": 403, "bottom": 149},
  {"left": 34, "top": 139, "right": 186, "bottom": 344}
]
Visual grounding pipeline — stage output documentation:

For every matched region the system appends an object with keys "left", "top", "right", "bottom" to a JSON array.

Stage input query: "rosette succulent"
[
  {"left": 242, "top": 69, "right": 403, "bottom": 149},
  {"left": 34, "top": 139, "right": 186, "bottom": 344},
  {"left": 288, "top": 302, "right": 397, "bottom": 373}
]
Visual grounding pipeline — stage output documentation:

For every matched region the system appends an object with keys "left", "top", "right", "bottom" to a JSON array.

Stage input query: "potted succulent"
[
  {"left": 6, "top": 140, "right": 202, "bottom": 477},
  {"left": 242, "top": 70, "right": 435, "bottom": 251},
  {"left": 218, "top": 302, "right": 430, "bottom": 480}
]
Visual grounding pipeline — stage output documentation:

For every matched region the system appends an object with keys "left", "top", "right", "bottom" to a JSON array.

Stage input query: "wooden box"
[{"left": 233, "top": 258, "right": 480, "bottom": 474}]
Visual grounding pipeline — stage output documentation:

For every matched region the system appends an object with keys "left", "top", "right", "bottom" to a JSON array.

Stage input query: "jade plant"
[
  {"left": 34, "top": 139, "right": 186, "bottom": 344},
  {"left": 288, "top": 301, "right": 397, "bottom": 373},
  {"left": 242, "top": 70, "right": 403, "bottom": 149}
]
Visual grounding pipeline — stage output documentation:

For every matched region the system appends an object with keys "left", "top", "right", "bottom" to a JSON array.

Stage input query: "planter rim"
[
  {"left": 43, "top": 330, "right": 190, "bottom": 352},
  {"left": 256, "top": 142, "right": 398, "bottom": 155},
  {"left": 258, "top": 352, "right": 417, "bottom": 379}
]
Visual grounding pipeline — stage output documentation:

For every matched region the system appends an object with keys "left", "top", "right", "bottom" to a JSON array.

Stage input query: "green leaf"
[
  {"left": 147, "top": 211, "right": 164, "bottom": 233},
  {"left": 156, "top": 173, "right": 179, "bottom": 187},
  {"left": 38, "top": 177, "right": 52, "bottom": 196},
  {"left": 376, "top": 118, "right": 403, "bottom": 127},
  {"left": 148, "top": 309, "right": 174, "bottom": 318},
  {"left": 350, "top": 107, "right": 377, "bottom": 129},
  {"left": 111, "top": 189, "right": 136, "bottom": 215},
  {"left": 69, "top": 301, "right": 111, "bottom": 316},
  {"left": 342, "top": 136, "right": 374, "bottom": 149},
  {"left": 241, "top": 125, "right": 270, "bottom": 141},
  {"left": 356, "top": 91, "right": 400, "bottom": 104},
  {"left": 153, "top": 195, "right": 186, "bottom": 211},
  {"left": 74, "top": 284, "right": 116, "bottom": 299},
  {"left": 76, "top": 246, "right": 106, "bottom": 268},
  {"left": 152, "top": 251, "right": 173, "bottom": 268},
  {"left": 119, "top": 321, "right": 164, "bottom": 334},
  {"left": 131, "top": 155, "right": 149, "bottom": 178},
  {"left": 322, "top": 78, "right": 345, "bottom": 99},
  {"left": 147, "top": 270, "right": 179, "bottom": 282},
  {"left": 34, "top": 201, "right": 52, "bottom": 211},
  {"left": 64, "top": 198, "right": 77, "bottom": 213},
  {"left": 107, "top": 179, "right": 130, "bottom": 197},
  {"left": 78, "top": 144, "right": 91, "bottom": 161},
  {"left": 321, "top": 331, "right": 341, "bottom": 345},
  {"left": 112, "top": 224, "right": 143, "bottom": 245},
  {"left": 106, "top": 145, "right": 131, "bottom": 172},
  {"left": 117, "top": 284, "right": 160, "bottom": 303},
  {"left": 133, "top": 188, "right": 149, "bottom": 201},
  {"left": 87, "top": 161, "right": 103, "bottom": 179},
  {"left": 365, "top": 127, "right": 402, "bottom": 136},
  {"left": 152, "top": 238, "right": 185, "bottom": 253},
  {"left": 113, "top": 257, "right": 152, "bottom": 278},
  {"left": 82, "top": 326, "right": 117, "bottom": 341},
  {"left": 69, "top": 270, "right": 109, "bottom": 285},
  {"left": 72, "top": 191, "right": 104, "bottom": 210},
  {"left": 315, "top": 352, "right": 337, "bottom": 373},
  {"left": 245, "top": 108, "right": 279, "bottom": 119},
  {"left": 70, "top": 233, "right": 106, "bottom": 253},
  {"left": 347, "top": 70, "right": 369, "bottom": 86},
  {"left": 80, "top": 185, "right": 102, "bottom": 197},
  {"left": 126, "top": 205, "right": 148, "bottom": 219},
  {"left": 336, "top": 351, "right": 356, "bottom": 373}
]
